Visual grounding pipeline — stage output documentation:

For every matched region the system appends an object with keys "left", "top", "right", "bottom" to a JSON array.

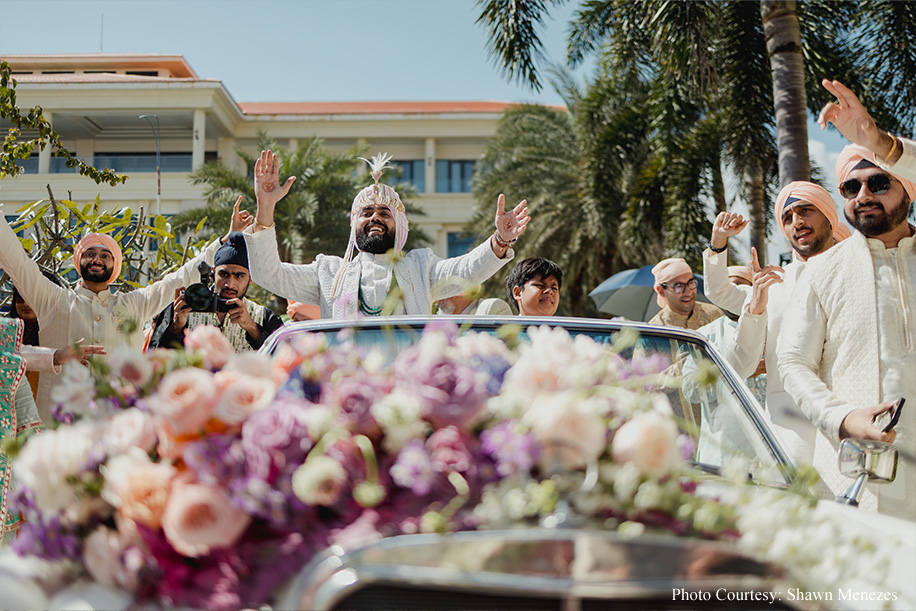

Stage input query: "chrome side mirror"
[{"left": 835, "top": 439, "right": 898, "bottom": 507}]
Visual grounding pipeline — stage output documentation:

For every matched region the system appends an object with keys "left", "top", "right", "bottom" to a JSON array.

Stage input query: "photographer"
[{"left": 149, "top": 232, "right": 284, "bottom": 352}]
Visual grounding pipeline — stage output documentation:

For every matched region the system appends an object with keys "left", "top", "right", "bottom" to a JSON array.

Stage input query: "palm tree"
[
  {"left": 477, "top": 0, "right": 916, "bottom": 256},
  {"left": 172, "top": 134, "right": 428, "bottom": 264}
]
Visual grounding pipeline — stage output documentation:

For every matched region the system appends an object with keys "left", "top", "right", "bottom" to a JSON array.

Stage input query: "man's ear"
[
  {"left": 512, "top": 285, "right": 522, "bottom": 301},
  {"left": 654, "top": 285, "right": 665, "bottom": 299}
]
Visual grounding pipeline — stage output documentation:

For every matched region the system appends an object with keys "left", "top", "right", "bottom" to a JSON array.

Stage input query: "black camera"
[{"left": 183, "top": 262, "right": 237, "bottom": 313}]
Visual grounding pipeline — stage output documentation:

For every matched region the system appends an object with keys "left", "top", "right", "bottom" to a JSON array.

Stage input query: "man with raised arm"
[
  {"left": 0, "top": 198, "right": 248, "bottom": 422},
  {"left": 777, "top": 79, "right": 916, "bottom": 518},
  {"left": 702, "top": 182, "right": 850, "bottom": 463},
  {"left": 242, "top": 150, "right": 529, "bottom": 318}
]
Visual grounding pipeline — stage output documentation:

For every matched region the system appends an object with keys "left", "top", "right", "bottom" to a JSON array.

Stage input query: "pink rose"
[
  {"left": 104, "top": 408, "right": 157, "bottom": 454},
  {"left": 611, "top": 411, "right": 680, "bottom": 478},
  {"left": 525, "top": 393, "right": 607, "bottom": 470},
  {"left": 148, "top": 367, "right": 218, "bottom": 440},
  {"left": 184, "top": 325, "right": 234, "bottom": 370},
  {"left": 83, "top": 526, "right": 139, "bottom": 591},
  {"left": 161, "top": 481, "right": 251, "bottom": 558},
  {"left": 213, "top": 371, "right": 276, "bottom": 427}
]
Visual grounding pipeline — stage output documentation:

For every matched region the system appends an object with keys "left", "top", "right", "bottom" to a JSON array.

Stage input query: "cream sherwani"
[
  {"left": 703, "top": 250, "right": 816, "bottom": 464},
  {"left": 778, "top": 228, "right": 915, "bottom": 518},
  {"left": 243, "top": 226, "right": 513, "bottom": 319},
  {"left": 0, "top": 214, "right": 222, "bottom": 422}
]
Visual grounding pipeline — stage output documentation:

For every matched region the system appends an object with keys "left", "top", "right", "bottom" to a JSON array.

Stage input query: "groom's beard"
[{"left": 357, "top": 222, "right": 396, "bottom": 254}]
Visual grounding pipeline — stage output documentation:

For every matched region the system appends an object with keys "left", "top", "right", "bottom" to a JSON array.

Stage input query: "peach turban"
[
  {"left": 836, "top": 143, "right": 916, "bottom": 203},
  {"left": 774, "top": 181, "right": 850, "bottom": 244},
  {"left": 727, "top": 266, "right": 753, "bottom": 285},
  {"left": 286, "top": 300, "right": 320, "bottom": 321},
  {"left": 73, "top": 233, "right": 122, "bottom": 284},
  {"left": 651, "top": 257, "right": 693, "bottom": 308}
]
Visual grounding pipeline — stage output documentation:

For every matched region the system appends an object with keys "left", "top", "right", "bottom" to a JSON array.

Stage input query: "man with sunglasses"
[
  {"left": 702, "top": 183, "right": 850, "bottom": 464},
  {"left": 778, "top": 122, "right": 916, "bottom": 519},
  {"left": 648, "top": 258, "right": 722, "bottom": 330}
]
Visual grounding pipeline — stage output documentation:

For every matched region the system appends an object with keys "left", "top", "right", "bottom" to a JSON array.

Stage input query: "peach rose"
[
  {"left": 162, "top": 482, "right": 251, "bottom": 558},
  {"left": 213, "top": 371, "right": 276, "bottom": 426},
  {"left": 526, "top": 393, "right": 607, "bottom": 470},
  {"left": 611, "top": 411, "right": 680, "bottom": 478},
  {"left": 148, "top": 367, "right": 218, "bottom": 439},
  {"left": 184, "top": 325, "right": 234, "bottom": 370},
  {"left": 118, "top": 462, "right": 177, "bottom": 529},
  {"left": 104, "top": 408, "right": 157, "bottom": 454},
  {"left": 108, "top": 345, "right": 153, "bottom": 387}
]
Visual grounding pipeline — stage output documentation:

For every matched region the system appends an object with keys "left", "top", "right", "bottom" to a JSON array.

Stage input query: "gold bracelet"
[
  {"left": 884, "top": 134, "right": 899, "bottom": 164},
  {"left": 255, "top": 219, "right": 275, "bottom": 230}
]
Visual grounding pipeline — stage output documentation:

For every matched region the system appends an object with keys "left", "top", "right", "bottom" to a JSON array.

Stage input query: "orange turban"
[
  {"left": 836, "top": 143, "right": 916, "bottom": 203},
  {"left": 651, "top": 258, "right": 693, "bottom": 308},
  {"left": 774, "top": 181, "right": 850, "bottom": 244},
  {"left": 286, "top": 300, "right": 320, "bottom": 321},
  {"left": 727, "top": 266, "right": 753, "bottom": 285},
  {"left": 73, "top": 233, "right": 122, "bottom": 284}
]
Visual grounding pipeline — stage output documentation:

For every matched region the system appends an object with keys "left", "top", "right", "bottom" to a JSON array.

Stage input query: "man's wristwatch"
[{"left": 709, "top": 243, "right": 727, "bottom": 253}]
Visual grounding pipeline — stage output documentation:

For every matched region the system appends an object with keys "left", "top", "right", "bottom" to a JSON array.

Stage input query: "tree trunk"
[
  {"left": 761, "top": 0, "right": 809, "bottom": 187},
  {"left": 744, "top": 167, "right": 767, "bottom": 257}
]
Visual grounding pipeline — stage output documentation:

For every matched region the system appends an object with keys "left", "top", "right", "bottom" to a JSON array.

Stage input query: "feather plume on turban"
[
  {"left": 836, "top": 143, "right": 916, "bottom": 203},
  {"left": 774, "top": 181, "right": 851, "bottom": 246},
  {"left": 73, "top": 233, "right": 122, "bottom": 284}
]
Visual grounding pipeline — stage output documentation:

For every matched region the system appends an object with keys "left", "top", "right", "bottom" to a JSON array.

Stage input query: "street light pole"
[{"left": 139, "top": 114, "right": 161, "bottom": 217}]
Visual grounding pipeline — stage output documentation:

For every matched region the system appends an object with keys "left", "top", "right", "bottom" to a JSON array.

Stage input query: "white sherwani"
[
  {"left": 0, "top": 215, "right": 222, "bottom": 422},
  {"left": 703, "top": 249, "right": 816, "bottom": 463},
  {"left": 243, "top": 227, "right": 513, "bottom": 319},
  {"left": 778, "top": 227, "right": 915, "bottom": 518}
]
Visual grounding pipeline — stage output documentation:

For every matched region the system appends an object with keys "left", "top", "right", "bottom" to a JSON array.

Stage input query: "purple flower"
[
  {"left": 469, "top": 354, "right": 512, "bottom": 395},
  {"left": 241, "top": 399, "right": 314, "bottom": 480},
  {"left": 480, "top": 421, "right": 541, "bottom": 476},
  {"left": 395, "top": 349, "right": 487, "bottom": 428},
  {"left": 328, "top": 377, "right": 384, "bottom": 431},
  {"left": 12, "top": 515, "right": 82, "bottom": 561},
  {"left": 390, "top": 440, "right": 437, "bottom": 496},
  {"left": 184, "top": 435, "right": 247, "bottom": 487}
]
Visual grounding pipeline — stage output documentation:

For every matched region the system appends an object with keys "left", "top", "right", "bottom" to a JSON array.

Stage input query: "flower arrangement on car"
[{"left": 2, "top": 321, "right": 891, "bottom": 609}]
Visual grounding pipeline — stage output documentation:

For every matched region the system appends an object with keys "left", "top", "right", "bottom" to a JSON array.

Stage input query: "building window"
[
  {"left": 447, "top": 232, "right": 477, "bottom": 257},
  {"left": 390, "top": 160, "right": 425, "bottom": 192},
  {"left": 436, "top": 160, "right": 476, "bottom": 193},
  {"left": 92, "top": 153, "right": 193, "bottom": 173}
]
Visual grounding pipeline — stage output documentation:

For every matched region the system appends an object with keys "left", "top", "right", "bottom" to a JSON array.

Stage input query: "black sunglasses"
[{"left": 839, "top": 173, "right": 892, "bottom": 199}]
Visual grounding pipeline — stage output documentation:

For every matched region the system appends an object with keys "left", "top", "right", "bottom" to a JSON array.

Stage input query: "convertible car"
[{"left": 261, "top": 316, "right": 916, "bottom": 611}]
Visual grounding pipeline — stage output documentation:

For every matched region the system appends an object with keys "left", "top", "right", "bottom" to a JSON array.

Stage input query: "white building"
[{"left": 2, "top": 54, "right": 526, "bottom": 257}]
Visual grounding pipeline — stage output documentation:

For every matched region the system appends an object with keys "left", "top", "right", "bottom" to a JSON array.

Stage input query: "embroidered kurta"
[
  {"left": 149, "top": 298, "right": 285, "bottom": 352},
  {"left": 647, "top": 301, "right": 722, "bottom": 330},
  {"left": 0, "top": 215, "right": 222, "bottom": 422},
  {"left": 242, "top": 226, "right": 513, "bottom": 319},
  {"left": 703, "top": 249, "right": 816, "bottom": 463},
  {"left": 778, "top": 228, "right": 916, "bottom": 519}
]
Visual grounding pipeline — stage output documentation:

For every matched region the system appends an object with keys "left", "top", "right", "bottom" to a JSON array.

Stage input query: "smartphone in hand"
[{"left": 882, "top": 397, "right": 905, "bottom": 433}]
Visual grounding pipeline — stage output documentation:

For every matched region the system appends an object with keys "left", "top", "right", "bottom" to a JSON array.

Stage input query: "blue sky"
[{"left": 0, "top": 0, "right": 586, "bottom": 105}]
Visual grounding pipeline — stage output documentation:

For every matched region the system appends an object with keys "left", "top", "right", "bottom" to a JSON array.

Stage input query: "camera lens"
[{"left": 184, "top": 283, "right": 215, "bottom": 312}]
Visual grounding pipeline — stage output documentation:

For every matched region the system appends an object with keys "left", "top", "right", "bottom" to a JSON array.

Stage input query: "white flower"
[
  {"left": 633, "top": 481, "right": 663, "bottom": 509},
  {"left": 107, "top": 345, "right": 153, "bottom": 387},
  {"left": 51, "top": 361, "right": 96, "bottom": 415},
  {"left": 223, "top": 352, "right": 274, "bottom": 380},
  {"left": 292, "top": 456, "right": 348, "bottom": 506},
  {"left": 13, "top": 421, "right": 101, "bottom": 515},
  {"left": 371, "top": 390, "right": 427, "bottom": 452},
  {"left": 83, "top": 526, "right": 138, "bottom": 590},
  {"left": 103, "top": 408, "right": 157, "bottom": 454},
  {"left": 100, "top": 446, "right": 153, "bottom": 508},
  {"left": 523, "top": 391, "right": 607, "bottom": 470}
]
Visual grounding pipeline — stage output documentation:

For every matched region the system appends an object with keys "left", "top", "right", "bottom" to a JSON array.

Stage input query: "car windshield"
[{"left": 263, "top": 317, "right": 790, "bottom": 487}]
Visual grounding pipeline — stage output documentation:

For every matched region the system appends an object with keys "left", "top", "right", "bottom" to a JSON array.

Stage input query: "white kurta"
[
  {"left": 703, "top": 249, "right": 816, "bottom": 463},
  {"left": 778, "top": 229, "right": 916, "bottom": 519},
  {"left": 242, "top": 226, "right": 513, "bottom": 319},
  {"left": 0, "top": 214, "right": 222, "bottom": 422}
]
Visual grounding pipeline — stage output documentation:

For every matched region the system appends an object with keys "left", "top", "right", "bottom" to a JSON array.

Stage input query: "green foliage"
[
  {"left": 1, "top": 191, "right": 209, "bottom": 307},
  {"left": 0, "top": 60, "right": 127, "bottom": 186},
  {"left": 173, "top": 133, "right": 428, "bottom": 264}
]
